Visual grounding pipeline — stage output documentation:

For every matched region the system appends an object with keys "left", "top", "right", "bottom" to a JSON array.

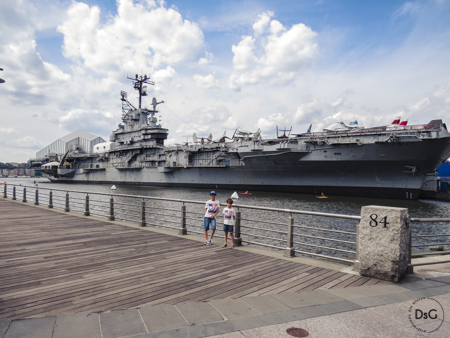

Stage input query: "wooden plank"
[{"left": 0, "top": 198, "right": 383, "bottom": 320}]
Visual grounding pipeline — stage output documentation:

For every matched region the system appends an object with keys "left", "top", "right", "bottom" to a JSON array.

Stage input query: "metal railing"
[
  {"left": 3, "top": 183, "right": 449, "bottom": 268},
  {"left": 407, "top": 217, "right": 450, "bottom": 269},
  {"left": 3, "top": 183, "right": 360, "bottom": 263}
]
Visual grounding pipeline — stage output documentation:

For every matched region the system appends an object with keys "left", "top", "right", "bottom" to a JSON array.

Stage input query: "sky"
[{"left": 1, "top": 0, "right": 450, "bottom": 162}]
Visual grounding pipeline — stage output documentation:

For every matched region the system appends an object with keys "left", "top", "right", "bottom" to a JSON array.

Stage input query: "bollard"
[
  {"left": 284, "top": 215, "right": 295, "bottom": 258},
  {"left": 179, "top": 204, "right": 187, "bottom": 235},
  {"left": 357, "top": 205, "right": 411, "bottom": 282},
  {"left": 22, "top": 187, "right": 27, "bottom": 203},
  {"left": 48, "top": 190, "right": 53, "bottom": 208},
  {"left": 84, "top": 194, "right": 90, "bottom": 216},
  {"left": 234, "top": 210, "right": 242, "bottom": 246},
  {"left": 34, "top": 188, "right": 39, "bottom": 205},
  {"left": 12, "top": 186, "right": 16, "bottom": 200},
  {"left": 3, "top": 184, "right": 6, "bottom": 198},
  {"left": 64, "top": 192, "right": 70, "bottom": 212},
  {"left": 140, "top": 199, "right": 146, "bottom": 227},
  {"left": 108, "top": 196, "right": 115, "bottom": 221}
]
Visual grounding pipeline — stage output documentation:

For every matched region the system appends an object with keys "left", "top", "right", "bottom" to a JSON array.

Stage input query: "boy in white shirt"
[
  {"left": 204, "top": 191, "right": 220, "bottom": 245},
  {"left": 222, "top": 198, "right": 236, "bottom": 248}
]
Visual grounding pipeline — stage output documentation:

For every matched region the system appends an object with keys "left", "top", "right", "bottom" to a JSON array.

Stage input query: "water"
[{"left": 3, "top": 177, "right": 449, "bottom": 258}]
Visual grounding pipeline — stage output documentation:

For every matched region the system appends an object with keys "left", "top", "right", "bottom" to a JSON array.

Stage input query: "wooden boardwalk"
[{"left": 0, "top": 198, "right": 386, "bottom": 320}]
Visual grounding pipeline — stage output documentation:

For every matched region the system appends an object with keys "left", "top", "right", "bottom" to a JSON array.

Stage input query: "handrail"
[
  {"left": 411, "top": 218, "right": 450, "bottom": 222},
  {"left": 4, "top": 183, "right": 449, "bottom": 267},
  {"left": 8, "top": 184, "right": 360, "bottom": 219}
]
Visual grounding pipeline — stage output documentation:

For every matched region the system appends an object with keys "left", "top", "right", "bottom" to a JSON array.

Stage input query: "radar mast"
[{"left": 127, "top": 74, "right": 155, "bottom": 109}]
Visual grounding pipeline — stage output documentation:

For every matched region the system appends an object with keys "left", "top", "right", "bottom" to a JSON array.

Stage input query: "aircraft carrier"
[{"left": 34, "top": 75, "right": 450, "bottom": 199}]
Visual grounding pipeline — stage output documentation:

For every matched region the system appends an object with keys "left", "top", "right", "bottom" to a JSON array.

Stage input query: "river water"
[{"left": 3, "top": 177, "right": 449, "bottom": 258}]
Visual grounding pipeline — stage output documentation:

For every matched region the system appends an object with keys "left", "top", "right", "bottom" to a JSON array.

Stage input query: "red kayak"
[{"left": 239, "top": 192, "right": 252, "bottom": 195}]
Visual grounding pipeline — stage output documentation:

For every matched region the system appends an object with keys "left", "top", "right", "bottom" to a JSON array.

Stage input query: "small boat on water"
[
  {"left": 316, "top": 193, "right": 327, "bottom": 199},
  {"left": 239, "top": 191, "right": 252, "bottom": 195}
]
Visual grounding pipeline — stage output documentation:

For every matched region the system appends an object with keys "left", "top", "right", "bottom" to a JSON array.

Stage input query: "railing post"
[
  {"left": 179, "top": 203, "right": 187, "bottom": 235},
  {"left": 284, "top": 215, "right": 295, "bottom": 258},
  {"left": 140, "top": 199, "right": 146, "bottom": 227},
  {"left": 354, "top": 223, "right": 360, "bottom": 271},
  {"left": 48, "top": 190, "right": 53, "bottom": 208},
  {"left": 64, "top": 192, "right": 70, "bottom": 212},
  {"left": 108, "top": 196, "right": 115, "bottom": 221},
  {"left": 22, "top": 187, "right": 27, "bottom": 203},
  {"left": 84, "top": 194, "right": 90, "bottom": 216},
  {"left": 34, "top": 188, "right": 39, "bottom": 205},
  {"left": 12, "top": 186, "right": 16, "bottom": 200},
  {"left": 3, "top": 184, "right": 6, "bottom": 198},
  {"left": 407, "top": 226, "right": 413, "bottom": 274},
  {"left": 234, "top": 210, "right": 242, "bottom": 246}
]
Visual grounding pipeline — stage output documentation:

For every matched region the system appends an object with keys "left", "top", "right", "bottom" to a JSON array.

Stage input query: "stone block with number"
[{"left": 357, "top": 205, "right": 411, "bottom": 282}]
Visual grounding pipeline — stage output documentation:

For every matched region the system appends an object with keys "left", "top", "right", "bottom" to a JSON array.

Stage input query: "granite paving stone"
[
  {"left": 399, "top": 278, "right": 448, "bottom": 290},
  {"left": 321, "top": 287, "right": 370, "bottom": 300},
  {"left": 0, "top": 320, "right": 11, "bottom": 337},
  {"left": 227, "top": 315, "right": 272, "bottom": 332},
  {"left": 429, "top": 276, "right": 450, "bottom": 284},
  {"left": 53, "top": 312, "right": 100, "bottom": 338},
  {"left": 209, "top": 299, "right": 260, "bottom": 320},
  {"left": 348, "top": 294, "right": 405, "bottom": 307},
  {"left": 348, "top": 284, "right": 410, "bottom": 297},
  {"left": 209, "top": 332, "right": 246, "bottom": 338},
  {"left": 299, "top": 300, "right": 363, "bottom": 318},
  {"left": 175, "top": 302, "right": 224, "bottom": 325},
  {"left": 100, "top": 309, "right": 147, "bottom": 338},
  {"left": 138, "top": 304, "right": 189, "bottom": 333},
  {"left": 271, "top": 290, "right": 344, "bottom": 308},
  {"left": 135, "top": 320, "right": 236, "bottom": 338},
  {"left": 241, "top": 295, "right": 291, "bottom": 314},
  {"left": 381, "top": 290, "right": 422, "bottom": 303},
  {"left": 4, "top": 317, "right": 55, "bottom": 338}
]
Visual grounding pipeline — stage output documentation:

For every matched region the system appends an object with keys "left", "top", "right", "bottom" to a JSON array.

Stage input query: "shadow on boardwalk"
[{"left": 0, "top": 199, "right": 385, "bottom": 320}]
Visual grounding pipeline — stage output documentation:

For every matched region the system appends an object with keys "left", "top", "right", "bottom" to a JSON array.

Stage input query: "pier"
[
  {"left": 1, "top": 192, "right": 450, "bottom": 337},
  {"left": 0, "top": 198, "right": 383, "bottom": 320}
]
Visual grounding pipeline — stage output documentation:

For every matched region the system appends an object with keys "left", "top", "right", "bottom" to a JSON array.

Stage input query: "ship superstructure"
[{"left": 33, "top": 75, "right": 450, "bottom": 199}]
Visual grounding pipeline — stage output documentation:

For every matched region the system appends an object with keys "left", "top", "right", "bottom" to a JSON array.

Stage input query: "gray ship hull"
[{"left": 48, "top": 137, "right": 450, "bottom": 199}]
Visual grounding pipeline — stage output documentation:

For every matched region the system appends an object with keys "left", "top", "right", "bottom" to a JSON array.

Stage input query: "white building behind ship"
[{"left": 36, "top": 130, "right": 105, "bottom": 160}]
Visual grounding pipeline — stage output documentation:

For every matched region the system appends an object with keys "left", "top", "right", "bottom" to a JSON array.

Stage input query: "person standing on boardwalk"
[
  {"left": 204, "top": 191, "right": 220, "bottom": 245},
  {"left": 222, "top": 198, "right": 236, "bottom": 248}
]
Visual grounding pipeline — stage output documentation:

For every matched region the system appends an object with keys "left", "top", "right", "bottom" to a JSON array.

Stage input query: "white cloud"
[
  {"left": 176, "top": 105, "right": 237, "bottom": 140},
  {"left": 58, "top": 0, "right": 205, "bottom": 73},
  {"left": 231, "top": 36, "right": 257, "bottom": 71},
  {"left": 229, "top": 12, "right": 318, "bottom": 90},
  {"left": 193, "top": 74, "right": 219, "bottom": 88},
  {"left": 0, "top": 127, "right": 18, "bottom": 134},
  {"left": 257, "top": 94, "right": 355, "bottom": 133},
  {"left": 199, "top": 51, "right": 214, "bottom": 64},
  {"left": 252, "top": 11, "right": 273, "bottom": 36},
  {"left": 396, "top": 81, "right": 450, "bottom": 122},
  {"left": 13, "top": 136, "right": 45, "bottom": 149},
  {"left": 58, "top": 109, "right": 116, "bottom": 136}
]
